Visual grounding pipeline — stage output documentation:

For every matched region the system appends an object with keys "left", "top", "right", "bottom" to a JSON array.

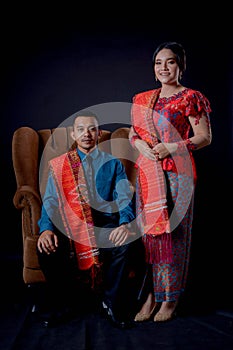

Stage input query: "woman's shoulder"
[
  {"left": 133, "top": 88, "right": 160, "bottom": 104},
  {"left": 183, "top": 87, "right": 209, "bottom": 99},
  {"left": 183, "top": 88, "right": 212, "bottom": 113},
  {"left": 133, "top": 88, "right": 158, "bottom": 98}
]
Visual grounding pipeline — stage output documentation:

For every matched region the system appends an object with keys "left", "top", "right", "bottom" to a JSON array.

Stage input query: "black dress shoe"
[
  {"left": 102, "top": 301, "right": 133, "bottom": 329},
  {"left": 42, "top": 307, "right": 75, "bottom": 327}
]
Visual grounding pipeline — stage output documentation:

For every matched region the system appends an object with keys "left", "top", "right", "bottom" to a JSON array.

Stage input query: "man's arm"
[
  {"left": 109, "top": 159, "right": 138, "bottom": 246},
  {"left": 113, "top": 159, "right": 135, "bottom": 225},
  {"left": 37, "top": 173, "right": 59, "bottom": 254},
  {"left": 38, "top": 172, "right": 58, "bottom": 233}
]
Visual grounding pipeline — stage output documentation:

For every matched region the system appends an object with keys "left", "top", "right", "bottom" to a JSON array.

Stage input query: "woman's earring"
[{"left": 155, "top": 75, "right": 158, "bottom": 81}]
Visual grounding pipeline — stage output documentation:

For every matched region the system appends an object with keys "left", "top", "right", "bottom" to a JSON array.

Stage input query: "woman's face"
[{"left": 154, "top": 48, "right": 180, "bottom": 85}]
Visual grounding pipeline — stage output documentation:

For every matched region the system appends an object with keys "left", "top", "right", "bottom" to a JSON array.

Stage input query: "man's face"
[{"left": 71, "top": 116, "right": 101, "bottom": 153}]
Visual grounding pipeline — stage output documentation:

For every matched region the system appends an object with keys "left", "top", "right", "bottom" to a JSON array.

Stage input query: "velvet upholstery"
[{"left": 12, "top": 126, "right": 137, "bottom": 285}]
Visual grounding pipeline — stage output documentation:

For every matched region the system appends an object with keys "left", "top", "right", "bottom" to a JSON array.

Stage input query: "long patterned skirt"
[{"left": 139, "top": 171, "right": 195, "bottom": 302}]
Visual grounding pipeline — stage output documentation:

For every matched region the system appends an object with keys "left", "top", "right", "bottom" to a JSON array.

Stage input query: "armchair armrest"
[{"left": 13, "top": 185, "right": 42, "bottom": 239}]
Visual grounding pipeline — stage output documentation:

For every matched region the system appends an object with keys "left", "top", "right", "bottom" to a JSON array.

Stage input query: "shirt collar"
[{"left": 77, "top": 147, "right": 99, "bottom": 161}]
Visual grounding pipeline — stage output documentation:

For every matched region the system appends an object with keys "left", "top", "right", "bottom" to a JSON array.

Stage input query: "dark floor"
[
  {"left": 1, "top": 251, "right": 233, "bottom": 350},
  {"left": 1, "top": 280, "right": 233, "bottom": 350}
]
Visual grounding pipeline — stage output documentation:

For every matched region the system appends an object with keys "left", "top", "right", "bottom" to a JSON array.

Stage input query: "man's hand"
[
  {"left": 109, "top": 224, "right": 136, "bottom": 246},
  {"left": 37, "top": 230, "right": 58, "bottom": 254}
]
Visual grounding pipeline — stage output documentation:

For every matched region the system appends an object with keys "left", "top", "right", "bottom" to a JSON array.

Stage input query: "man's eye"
[{"left": 77, "top": 128, "right": 84, "bottom": 133}]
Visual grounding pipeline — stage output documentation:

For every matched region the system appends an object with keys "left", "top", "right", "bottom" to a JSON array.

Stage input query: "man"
[{"left": 37, "top": 110, "right": 141, "bottom": 328}]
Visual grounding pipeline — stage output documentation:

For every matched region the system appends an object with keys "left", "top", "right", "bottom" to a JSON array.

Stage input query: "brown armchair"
[{"left": 12, "top": 125, "right": 138, "bottom": 287}]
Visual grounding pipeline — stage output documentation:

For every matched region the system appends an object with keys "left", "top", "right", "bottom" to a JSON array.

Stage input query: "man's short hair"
[{"left": 72, "top": 110, "right": 100, "bottom": 126}]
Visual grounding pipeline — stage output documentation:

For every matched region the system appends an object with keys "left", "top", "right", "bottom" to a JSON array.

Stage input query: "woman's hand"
[
  {"left": 134, "top": 139, "right": 156, "bottom": 160},
  {"left": 153, "top": 142, "right": 178, "bottom": 160}
]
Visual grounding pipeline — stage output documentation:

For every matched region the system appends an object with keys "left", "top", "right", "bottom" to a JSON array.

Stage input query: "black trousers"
[
  {"left": 37, "top": 230, "right": 80, "bottom": 310},
  {"left": 37, "top": 225, "right": 145, "bottom": 319},
  {"left": 98, "top": 235, "right": 132, "bottom": 318}
]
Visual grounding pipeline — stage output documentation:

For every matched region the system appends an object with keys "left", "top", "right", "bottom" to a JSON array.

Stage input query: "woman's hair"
[{"left": 152, "top": 41, "right": 186, "bottom": 76}]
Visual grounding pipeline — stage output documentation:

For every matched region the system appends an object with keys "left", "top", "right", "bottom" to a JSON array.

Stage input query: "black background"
[{"left": 1, "top": 6, "right": 232, "bottom": 311}]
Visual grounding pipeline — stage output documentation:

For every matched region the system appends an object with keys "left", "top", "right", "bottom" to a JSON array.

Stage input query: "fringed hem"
[{"left": 143, "top": 233, "right": 173, "bottom": 264}]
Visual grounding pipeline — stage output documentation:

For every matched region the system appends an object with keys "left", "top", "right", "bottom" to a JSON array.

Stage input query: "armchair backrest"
[
  {"left": 12, "top": 125, "right": 138, "bottom": 285},
  {"left": 37, "top": 127, "right": 112, "bottom": 197}
]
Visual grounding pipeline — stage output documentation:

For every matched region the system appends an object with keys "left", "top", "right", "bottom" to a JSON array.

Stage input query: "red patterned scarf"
[
  {"left": 49, "top": 150, "right": 99, "bottom": 271},
  {"left": 131, "top": 89, "right": 172, "bottom": 263}
]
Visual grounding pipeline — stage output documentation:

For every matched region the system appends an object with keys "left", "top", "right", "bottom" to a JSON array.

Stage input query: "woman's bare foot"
[
  {"left": 134, "top": 293, "right": 158, "bottom": 322},
  {"left": 154, "top": 301, "right": 178, "bottom": 322}
]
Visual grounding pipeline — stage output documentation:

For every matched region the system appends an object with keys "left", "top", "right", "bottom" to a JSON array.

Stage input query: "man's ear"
[
  {"left": 70, "top": 130, "right": 77, "bottom": 149},
  {"left": 98, "top": 129, "right": 102, "bottom": 139},
  {"left": 70, "top": 130, "right": 75, "bottom": 141}
]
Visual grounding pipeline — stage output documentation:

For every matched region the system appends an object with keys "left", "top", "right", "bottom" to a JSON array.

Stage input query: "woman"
[{"left": 129, "top": 41, "right": 212, "bottom": 322}]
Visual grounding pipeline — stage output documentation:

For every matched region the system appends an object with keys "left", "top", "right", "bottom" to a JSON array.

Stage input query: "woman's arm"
[
  {"left": 187, "top": 112, "right": 212, "bottom": 150},
  {"left": 153, "top": 112, "right": 212, "bottom": 159},
  {"left": 129, "top": 126, "right": 156, "bottom": 160}
]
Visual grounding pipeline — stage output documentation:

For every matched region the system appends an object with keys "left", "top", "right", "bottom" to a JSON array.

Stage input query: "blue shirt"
[{"left": 38, "top": 147, "right": 135, "bottom": 233}]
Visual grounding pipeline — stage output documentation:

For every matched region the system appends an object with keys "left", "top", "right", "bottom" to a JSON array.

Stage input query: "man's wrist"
[{"left": 120, "top": 222, "right": 132, "bottom": 230}]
